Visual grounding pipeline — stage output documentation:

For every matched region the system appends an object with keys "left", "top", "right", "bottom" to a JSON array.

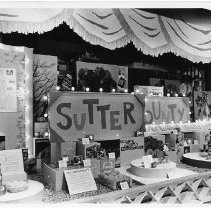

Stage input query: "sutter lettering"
[{"left": 56, "top": 99, "right": 136, "bottom": 131}]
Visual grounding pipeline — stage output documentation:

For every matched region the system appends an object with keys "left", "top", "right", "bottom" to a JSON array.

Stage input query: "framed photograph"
[{"left": 184, "top": 146, "right": 191, "bottom": 154}]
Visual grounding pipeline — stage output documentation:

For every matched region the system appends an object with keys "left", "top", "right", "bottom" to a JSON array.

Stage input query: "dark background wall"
[{"left": 1, "top": 22, "right": 210, "bottom": 91}]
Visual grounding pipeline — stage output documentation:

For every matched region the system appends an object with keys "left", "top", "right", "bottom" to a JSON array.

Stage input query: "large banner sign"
[
  {"left": 194, "top": 91, "right": 211, "bottom": 120},
  {"left": 145, "top": 96, "right": 190, "bottom": 124},
  {"left": 49, "top": 92, "right": 144, "bottom": 143}
]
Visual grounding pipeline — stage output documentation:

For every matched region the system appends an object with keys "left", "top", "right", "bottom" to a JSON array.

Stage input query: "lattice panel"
[
  {"left": 111, "top": 177, "right": 211, "bottom": 204},
  {"left": 69, "top": 171, "right": 211, "bottom": 204}
]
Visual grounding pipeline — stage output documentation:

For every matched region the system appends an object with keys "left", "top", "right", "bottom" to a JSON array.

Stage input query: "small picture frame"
[
  {"left": 89, "top": 134, "right": 94, "bottom": 141},
  {"left": 73, "top": 155, "right": 83, "bottom": 165},
  {"left": 184, "top": 146, "right": 190, "bottom": 154},
  {"left": 85, "top": 134, "right": 94, "bottom": 142}
]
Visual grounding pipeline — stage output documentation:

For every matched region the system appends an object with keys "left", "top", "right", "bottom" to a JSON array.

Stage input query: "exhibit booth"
[{"left": 0, "top": 7, "right": 211, "bottom": 204}]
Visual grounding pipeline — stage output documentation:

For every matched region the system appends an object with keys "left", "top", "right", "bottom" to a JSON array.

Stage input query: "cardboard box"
[
  {"left": 98, "top": 171, "right": 132, "bottom": 190},
  {"left": 190, "top": 144, "right": 200, "bottom": 153},
  {"left": 90, "top": 158, "right": 101, "bottom": 178},
  {"left": 76, "top": 141, "right": 101, "bottom": 159},
  {"left": 120, "top": 137, "right": 144, "bottom": 166},
  {"left": 43, "top": 158, "right": 101, "bottom": 191},
  {"left": 100, "top": 158, "right": 115, "bottom": 174},
  {"left": 43, "top": 163, "right": 83, "bottom": 191},
  {"left": 95, "top": 139, "right": 120, "bottom": 167},
  {"left": 51, "top": 142, "right": 76, "bottom": 163},
  {"left": 165, "top": 133, "right": 184, "bottom": 148}
]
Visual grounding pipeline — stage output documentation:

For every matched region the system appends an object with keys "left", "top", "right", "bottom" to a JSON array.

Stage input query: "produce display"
[
  {"left": 144, "top": 136, "right": 170, "bottom": 161},
  {"left": 98, "top": 171, "right": 132, "bottom": 190},
  {"left": 199, "top": 152, "right": 211, "bottom": 160},
  {"left": 130, "top": 158, "right": 176, "bottom": 179}
]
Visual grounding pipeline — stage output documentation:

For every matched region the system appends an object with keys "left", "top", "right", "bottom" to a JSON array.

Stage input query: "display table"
[
  {"left": 0, "top": 180, "right": 44, "bottom": 203},
  {"left": 183, "top": 152, "right": 211, "bottom": 169}
]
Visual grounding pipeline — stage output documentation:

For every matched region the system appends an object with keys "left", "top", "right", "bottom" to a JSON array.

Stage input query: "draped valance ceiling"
[{"left": 0, "top": 8, "right": 211, "bottom": 63}]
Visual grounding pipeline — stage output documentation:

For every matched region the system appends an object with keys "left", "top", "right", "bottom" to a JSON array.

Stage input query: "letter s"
[{"left": 56, "top": 103, "right": 72, "bottom": 130}]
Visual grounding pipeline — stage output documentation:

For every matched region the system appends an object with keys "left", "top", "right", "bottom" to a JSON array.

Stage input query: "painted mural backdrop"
[
  {"left": 33, "top": 54, "right": 57, "bottom": 121},
  {"left": 76, "top": 61, "right": 128, "bottom": 92},
  {"left": 194, "top": 91, "right": 211, "bottom": 120},
  {"left": 49, "top": 92, "right": 144, "bottom": 143},
  {"left": 0, "top": 48, "right": 25, "bottom": 149},
  {"left": 145, "top": 96, "right": 190, "bottom": 124}
]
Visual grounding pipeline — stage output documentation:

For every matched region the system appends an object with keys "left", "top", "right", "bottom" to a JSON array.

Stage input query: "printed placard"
[
  {"left": 64, "top": 168, "right": 97, "bottom": 195},
  {"left": 0, "top": 68, "right": 17, "bottom": 112},
  {"left": 0, "top": 149, "right": 24, "bottom": 175}
]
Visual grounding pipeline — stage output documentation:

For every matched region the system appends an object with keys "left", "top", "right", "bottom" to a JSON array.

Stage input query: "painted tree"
[{"left": 33, "top": 56, "right": 57, "bottom": 121}]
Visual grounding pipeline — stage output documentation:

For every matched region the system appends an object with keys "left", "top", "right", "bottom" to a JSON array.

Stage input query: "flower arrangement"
[
  {"left": 144, "top": 136, "right": 170, "bottom": 163},
  {"left": 77, "top": 66, "right": 117, "bottom": 92}
]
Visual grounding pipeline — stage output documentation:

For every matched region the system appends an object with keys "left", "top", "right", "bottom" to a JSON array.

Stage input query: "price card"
[
  {"left": 108, "top": 152, "right": 115, "bottom": 159},
  {"left": 194, "top": 140, "right": 199, "bottom": 145},
  {"left": 120, "top": 182, "right": 129, "bottom": 190},
  {"left": 64, "top": 168, "right": 97, "bottom": 195},
  {"left": 58, "top": 160, "right": 67, "bottom": 168},
  {"left": 82, "top": 138, "right": 90, "bottom": 144},
  {"left": 83, "top": 159, "right": 91, "bottom": 167},
  {"left": 167, "top": 170, "right": 175, "bottom": 179},
  {"left": 142, "top": 155, "right": 154, "bottom": 168},
  {"left": 183, "top": 141, "right": 188, "bottom": 146}
]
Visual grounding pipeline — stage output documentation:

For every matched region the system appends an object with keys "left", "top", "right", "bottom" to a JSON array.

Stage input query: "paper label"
[
  {"left": 194, "top": 140, "right": 199, "bottom": 145},
  {"left": 183, "top": 141, "right": 188, "bottom": 146},
  {"left": 82, "top": 138, "right": 90, "bottom": 144},
  {"left": 108, "top": 152, "right": 115, "bottom": 159},
  {"left": 64, "top": 168, "right": 97, "bottom": 195},
  {"left": 83, "top": 159, "right": 91, "bottom": 167},
  {"left": 120, "top": 181, "right": 129, "bottom": 190},
  {"left": 167, "top": 170, "right": 175, "bottom": 179},
  {"left": 142, "top": 155, "right": 154, "bottom": 168},
  {"left": 58, "top": 160, "right": 67, "bottom": 168}
]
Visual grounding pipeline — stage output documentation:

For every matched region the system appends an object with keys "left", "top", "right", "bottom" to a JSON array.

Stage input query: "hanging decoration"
[{"left": 0, "top": 9, "right": 210, "bottom": 63}]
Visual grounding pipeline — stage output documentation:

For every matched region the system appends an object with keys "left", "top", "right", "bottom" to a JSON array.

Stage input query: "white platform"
[
  {"left": 0, "top": 180, "right": 44, "bottom": 203},
  {"left": 183, "top": 152, "right": 211, "bottom": 161},
  {"left": 183, "top": 152, "right": 211, "bottom": 169},
  {"left": 116, "top": 166, "right": 198, "bottom": 185}
]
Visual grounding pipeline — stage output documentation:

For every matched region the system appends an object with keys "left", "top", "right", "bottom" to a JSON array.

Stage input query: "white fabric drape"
[{"left": 0, "top": 8, "right": 210, "bottom": 63}]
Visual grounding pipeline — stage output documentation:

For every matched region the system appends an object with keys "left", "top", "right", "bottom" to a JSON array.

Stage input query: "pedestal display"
[
  {"left": 129, "top": 159, "right": 176, "bottom": 179},
  {"left": 0, "top": 180, "right": 44, "bottom": 203},
  {"left": 183, "top": 152, "right": 211, "bottom": 169}
]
